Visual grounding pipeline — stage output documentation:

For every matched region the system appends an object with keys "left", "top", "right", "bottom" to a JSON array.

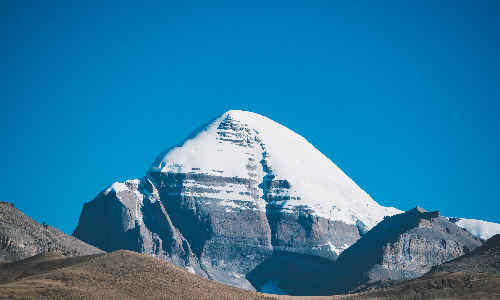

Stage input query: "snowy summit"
[{"left": 150, "top": 110, "right": 401, "bottom": 229}]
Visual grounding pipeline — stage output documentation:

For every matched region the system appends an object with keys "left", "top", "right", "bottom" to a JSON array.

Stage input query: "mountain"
[
  {"left": 320, "top": 207, "right": 483, "bottom": 295},
  {"left": 0, "top": 250, "right": 272, "bottom": 300},
  {"left": 1, "top": 203, "right": 495, "bottom": 300},
  {"left": 0, "top": 202, "right": 104, "bottom": 261},
  {"left": 72, "top": 110, "right": 400, "bottom": 291}
]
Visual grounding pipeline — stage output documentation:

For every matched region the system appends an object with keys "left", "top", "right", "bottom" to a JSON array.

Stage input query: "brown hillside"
[{"left": 0, "top": 250, "right": 274, "bottom": 299}]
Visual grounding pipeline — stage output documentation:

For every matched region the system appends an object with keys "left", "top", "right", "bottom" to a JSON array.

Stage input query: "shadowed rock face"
[
  {"left": 245, "top": 250, "right": 335, "bottom": 296},
  {"left": 0, "top": 202, "right": 104, "bottom": 262},
  {"left": 319, "top": 207, "right": 484, "bottom": 295},
  {"left": 149, "top": 171, "right": 274, "bottom": 290}
]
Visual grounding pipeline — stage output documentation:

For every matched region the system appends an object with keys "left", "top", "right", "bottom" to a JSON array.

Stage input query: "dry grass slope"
[{"left": 0, "top": 250, "right": 274, "bottom": 299}]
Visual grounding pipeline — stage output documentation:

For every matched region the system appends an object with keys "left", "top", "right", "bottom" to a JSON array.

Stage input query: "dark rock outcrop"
[
  {"left": 72, "top": 174, "right": 273, "bottom": 290},
  {"left": 0, "top": 202, "right": 104, "bottom": 261},
  {"left": 320, "top": 207, "right": 484, "bottom": 295}
]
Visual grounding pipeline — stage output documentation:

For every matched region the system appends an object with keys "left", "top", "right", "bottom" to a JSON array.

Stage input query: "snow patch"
[
  {"left": 106, "top": 182, "right": 129, "bottom": 193},
  {"left": 186, "top": 267, "right": 195, "bottom": 274},
  {"left": 451, "top": 218, "right": 500, "bottom": 240},
  {"left": 229, "top": 272, "right": 243, "bottom": 279},
  {"left": 325, "top": 241, "right": 349, "bottom": 256}
]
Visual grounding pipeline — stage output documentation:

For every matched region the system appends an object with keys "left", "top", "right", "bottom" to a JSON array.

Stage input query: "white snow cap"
[
  {"left": 150, "top": 110, "right": 401, "bottom": 229},
  {"left": 105, "top": 182, "right": 129, "bottom": 193}
]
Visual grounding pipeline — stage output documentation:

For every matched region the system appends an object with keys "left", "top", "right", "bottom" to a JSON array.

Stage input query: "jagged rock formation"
[
  {"left": 73, "top": 110, "right": 400, "bottom": 292},
  {"left": 319, "top": 207, "right": 484, "bottom": 295},
  {"left": 0, "top": 202, "right": 104, "bottom": 261},
  {"left": 430, "top": 234, "right": 500, "bottom": 275}
]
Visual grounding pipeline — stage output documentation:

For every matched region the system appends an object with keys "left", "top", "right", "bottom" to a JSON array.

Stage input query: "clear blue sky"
[{"left": 1, "top": 1, "right": 499, "bottom": 235}]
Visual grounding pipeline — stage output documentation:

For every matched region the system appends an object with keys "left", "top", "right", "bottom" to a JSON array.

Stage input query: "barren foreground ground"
[
  {"left": 274, "top": 271, "right": 500, "bottom": 300},
  {"left": 0, "top": 250, "right": 271, "bottom": 299},
  {"left": 1, "top": 250, "right": 499, "bottom": 299}
]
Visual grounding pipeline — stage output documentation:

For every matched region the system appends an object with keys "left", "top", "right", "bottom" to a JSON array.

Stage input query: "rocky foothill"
[{"left": 0, "top": 202, "right": 104, "bottom": 262}]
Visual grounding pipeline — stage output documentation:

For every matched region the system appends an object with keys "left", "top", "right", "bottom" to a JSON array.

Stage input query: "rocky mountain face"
[
  {"left": 430, "top": 234, "right": 500, "bottom": 275},
  {"left": 345, "top": 234, "right": 500, "bottom": 299},
  {"left": 0, "top": 202, "right": 104, "bottom": 261},
  {"left": 72, "top": 110, "right": 400, "bottom": 292},
  {"left": 320, "top": 207, "right": 484, "bottom": 295}
]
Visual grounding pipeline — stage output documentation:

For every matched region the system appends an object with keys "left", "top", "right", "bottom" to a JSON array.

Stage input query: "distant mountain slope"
[
  {"left": 73, "top": 110, "right": 400, "bottom": 291},
  {"left": 0, "top": 250, "right": 273, "bottom": 300},
  {"left": 320, "top": 207, "right": 483, "bottom": 295},
  {"left": 0, "top": 202, "right": 104, "bottom": 261}
]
